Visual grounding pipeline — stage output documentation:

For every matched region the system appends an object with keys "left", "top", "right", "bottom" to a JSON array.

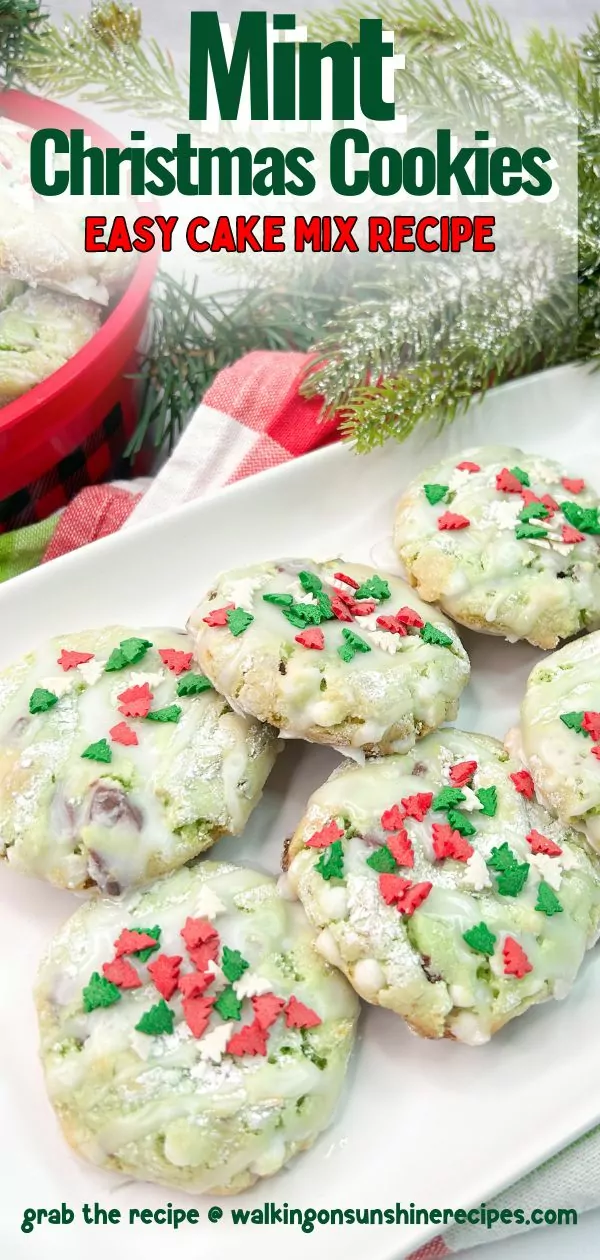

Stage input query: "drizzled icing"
[
  {"left": 0, "top": 626, "right": 280, "bottom": 893},
  {"left": 287, "top": 729, "right": 600, "bottom": 1044},
  {"left": 520, "top": 629, "right": 600, "bottom": 851},
  {"left": 394, "top": 445, "right": 600, "bottom": 648},
  {"left": 189, "top": 559, "right": 470, "bottom": 754},
  {"left": 35, "top": 862, "right": 358, "bottom": 1194}
]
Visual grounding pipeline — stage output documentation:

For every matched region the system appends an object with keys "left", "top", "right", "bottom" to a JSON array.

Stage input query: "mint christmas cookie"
[
  {"left": 519, "top": 630, "right": 600, "bottom": 851},
  {"left": 35, "top": 862, "right": 358, "bottom": 1193},
  {"left": 285, "top": 729, "right": 600, "bottom": 1044},
  {"left": 394, "top": 447, "right": 600, "bottom": 648},
  {"left": 0, "top": 284, "right": 100, "bottom": 405},
  {"left": 188, "top": 560, "right": 469, "bottom": 755},
  {"left": 0, "top": 627, "right": 279, "bottom": 893}
]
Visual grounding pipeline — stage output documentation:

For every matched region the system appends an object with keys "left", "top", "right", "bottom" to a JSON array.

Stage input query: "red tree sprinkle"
[
  {"left": 449, "top": 760, "right": 478, "bottom": 787},
  {"left": 117, "top": 682, "right": 153, "bottom": 719},
  {"left": 386, "top": 829, "right": 414, "bottom": 868},
  {"left": 182, "top": 995, "right": 215, "bottom": 1038},
  {"left": 401, "top": 792, "right": 433, "bottom": 821},
  {"left": 203, "top": 604, "right": 235, "bottom": 627},
  {"left": 57, "top": 649, "right": 95, "bottom": 671},
  {"left": 379, "top": 873, "right": 412, "bottom": 905},
  {"left": 147, "top": 954, "right": 183, "bottom": 1001},
  {"left": 525, "top": 829, "right": 562, "bottom": 857},
  {"left": 376, "top": 614, "right": 408, "bottom": 635},
  {"left": 181, "top": 918, "right": 219, "bottom": 970},
  {"left": 351, "top": 600, "right": 377, "bottom": 616},
  {"left": 503, "top": 937, "right": 533, "bottom": 979},
  {"left": 109, "top": 722, "right": 139, "bottom": 747},
  {"left": 437, "top": 512, "right": 470, "bottom": 531},
  {"left": 562, "top": 477, "right": 585, "bottom": 494},
  {"left": 114, "top": 929, "right": 160, "bottom": 958},
  {"left": 521, "top": 489, "right": 542, "bottom": 509},
  {"left": 456, "top": 461, "right": 480, "bottom": 472},
  {"left": 396, "top": 607, "right": 425, "bottom": 628},
  {"left": 331, "top": 595, "right": 354, "bottom": 622},
  {"left": 381, "top": 804, "right": 406, "bottom": 831},
  {"left": 285, "top": 996, "right": 322, "bottom": 1029},
  {"left": 306, "top": 820, "right": 344, "bottom": 849},
  {"left": 333, "top": 572, "right": 360, "bottom": 590},
  {"left": 582, "top": 711, "right": 600, "bottom": 741},
  {"left": 252, "top": 993, "right": 286, "bottom": 1029},
  {"left": 295, "top": 628, "right": 325, "bottom": 650},
  {"left": 158, "top": 648, "right": 193, "bottom": 675},
  {"left": 102, "top": 958, "right": 141, "bottom": 989},
  {"left": 179, "top": 971, "right": 213, "bottom": 998},
  {"left": 432, "top": 822, "right": 474, "bottom": 862},
  {"left": 496, "top": 468, "right": 524, "bottom": 494},
  {"left": 227, "top": 1020, "right": 268, "bottom": 1057},
  {"left": 510, "top": 770, "right": 534, "bottom": 798},
  {"left": 397, "top": 881, "right": 432, "bottom": 916},
  {"left": 541, "top": 494, "right": 559, "bottom": 513},
  {"left": 562, "top": 525, "right": 585, "bottom": 544}
]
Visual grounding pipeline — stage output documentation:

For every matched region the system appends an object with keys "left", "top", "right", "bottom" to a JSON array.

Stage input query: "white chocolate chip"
[
  {"left": 315, "top": 927, "right": 343, "bottom": 968},
  {"left": 318, "top": 885, "right": 348, "bottom": 920},
  {"left": 352, "top": 958, "right": 385, "bottom": 998},
  {"left": 450, "top": 1011, "right": 491, "bottom": 1046},
  {"left": 277, "top": 871, "right": 298, "bottom": 901},
  {"left": 449, "top": 984, "right": 475, "bottom": 1008}
]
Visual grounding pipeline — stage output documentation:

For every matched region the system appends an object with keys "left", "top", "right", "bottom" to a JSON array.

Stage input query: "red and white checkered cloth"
[
  {"left": 43, "top": 350, "right": 338, "bottom": 558},
  {"left": 39, "top": 348, "right": 600, "bottom": 1257}
]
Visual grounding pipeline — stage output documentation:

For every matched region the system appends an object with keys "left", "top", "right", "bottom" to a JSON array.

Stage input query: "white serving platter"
[{"left": 2, "top": 363, "right": 600, "bottom": 1260}]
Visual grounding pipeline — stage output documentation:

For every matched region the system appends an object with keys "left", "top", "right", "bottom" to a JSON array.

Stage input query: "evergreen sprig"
[
  {"left": 0, "top": 1, "right": 598, "bottom": 455},
  {"left": 126, "top": 276, "right": 341, "bottom": 458},
  {"left": 0, "top": 0, "right": 44, "bottom": 84}
]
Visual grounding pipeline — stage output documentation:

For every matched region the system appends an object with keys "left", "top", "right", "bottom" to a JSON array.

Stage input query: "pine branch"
[
  {"left": 332, "top": 260, "right": 580, "bottom": 451},
  {"left": 0, "top": 0, "right": 44, "bottom": 85},
  {"left": 299, "top": 2, "right": 599, "bottom": 448},
  {"left": 16, "top": 2, "right": 189, "bottom": 124},
  {"left": 308, "top": 0, "right": 579, "bottom": 143},
  {"left": 127, "top": 276, "right": 341, "bottom": 459}
]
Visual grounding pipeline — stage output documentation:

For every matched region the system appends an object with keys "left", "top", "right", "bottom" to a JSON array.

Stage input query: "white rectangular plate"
[{"left": 2, "top": 364, "right": 600, "bottom": 1260}]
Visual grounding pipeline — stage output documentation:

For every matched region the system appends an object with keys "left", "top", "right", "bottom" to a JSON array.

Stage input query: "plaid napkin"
[
  {"left": 1, "top": 347, "right": 598, "bottom": 1254},
  {"left": 34, "top": 350, "right": 339, "bottom": 559}
]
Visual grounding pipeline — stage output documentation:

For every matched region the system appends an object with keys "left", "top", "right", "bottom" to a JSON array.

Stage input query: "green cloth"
[{"left": 0, "top": 514, "right": 58, "bottom": 582}]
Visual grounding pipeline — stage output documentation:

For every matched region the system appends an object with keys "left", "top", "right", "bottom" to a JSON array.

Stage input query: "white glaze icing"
[
  {"left": 0, "top": 627, "right": 280, "bottom": 892},
  {"left": 394, "top": 445, "right": 600, "bottom": 648},
  {"left": 288, "top": 729, "right": 600, "bottom": 1043},
  {"left": 189, "top": 558, "right": 469, "bottom": 753},
  {"left": 35, "top": 862, "right": 358, "bottom": 1193}
]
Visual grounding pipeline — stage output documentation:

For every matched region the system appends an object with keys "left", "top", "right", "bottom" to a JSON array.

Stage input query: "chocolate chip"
[
  {"left": 281, "top": 835, "right": 293, "bottom": 870},
  {"left": 278, "top": 660, "right": 287, "bottom": 675},
  {"left": 360, "top": 832, "right": 384, "bottom": 848},
  {"left": 421, "top": 954, "right": 443, "bottom": 984},
  {"left": 86, "top": 848, "right": 122, "bottom": 895},
  {"left": 412, "top": 762, "right": 428, "bottom": 776},
  {"left": 87, "top": 783, "right": 143, "bottom": 830}
]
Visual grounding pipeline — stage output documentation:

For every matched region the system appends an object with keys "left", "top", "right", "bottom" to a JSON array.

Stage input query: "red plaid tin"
[{"left": 0, "top": 90, "right": 158, "bottom": 532}]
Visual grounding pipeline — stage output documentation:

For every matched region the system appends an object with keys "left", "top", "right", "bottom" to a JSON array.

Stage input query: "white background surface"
[
  {"left": 2, "top": 366, "right": 600, "bottom": 1260},
  {"left": 20, "top": 4, "right": 600, "bottom": 1255}
]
